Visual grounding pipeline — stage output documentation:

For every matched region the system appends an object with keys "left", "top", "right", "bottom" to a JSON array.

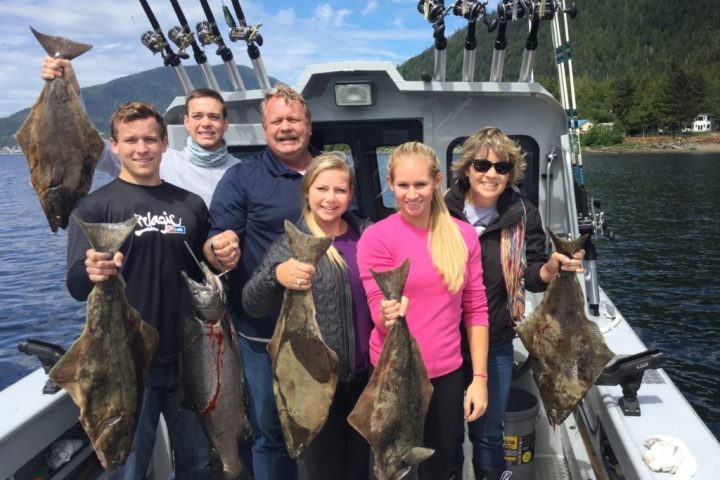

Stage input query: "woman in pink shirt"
[{"left": 357, "top": 141, "right": 489, "bottom": 479}]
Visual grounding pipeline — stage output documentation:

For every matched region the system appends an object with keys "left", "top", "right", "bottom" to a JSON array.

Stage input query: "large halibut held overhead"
[
  {"left": 49, "top": 217, "right": 158, "bottom": 472},
  {"left": 16, "top": 27, "right": 105, "bottom": 232},
  {"left": 347, "top": 259, "right": 434, "bottom": 480},
  {"left": 515, "top": 230, "right": 615, "bottom": 426},
  {"left": 181, "top": 262, "right": 253, "bottom": 480},
  {"left": 267, "top": 221, "right": 339, "bottom": 458}
]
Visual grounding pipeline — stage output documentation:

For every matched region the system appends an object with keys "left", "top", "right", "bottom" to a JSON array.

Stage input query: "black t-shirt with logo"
[{"left": 66, "top": 178, "right": 209, "bottom": 365}]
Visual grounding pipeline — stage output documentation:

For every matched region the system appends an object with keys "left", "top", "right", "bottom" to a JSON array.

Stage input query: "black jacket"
[
  {"left": 241, "top": 213, "right": 371, "bottom": 382},
  {"left": 445, "top": 183, "right": 549, "bottom": 345}
]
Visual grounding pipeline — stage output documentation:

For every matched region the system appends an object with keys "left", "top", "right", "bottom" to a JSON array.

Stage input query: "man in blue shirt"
[{"left": 203, "top": 84, "right": 316, "bottom": 479}]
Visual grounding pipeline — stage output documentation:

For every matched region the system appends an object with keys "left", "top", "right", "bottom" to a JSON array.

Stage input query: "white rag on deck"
[{"left": 642, "top": 434, "right": 697, "bottom": 479}]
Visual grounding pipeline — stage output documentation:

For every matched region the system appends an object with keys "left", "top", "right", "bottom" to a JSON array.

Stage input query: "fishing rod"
[
  {"left": 489, "top": 0, "right": 528, "bottom": 81},
  {"left": 138, "top": 0, "right": 194, "bottom": 95},
  {"left": 417, "top": 0, "right": 450, "bottom": 81},
  {"left": 518, "top": 0, "right": 556, "bottom": 82},
  {"left": 560, "top": 0, "right": 584, "bottom": 212},
  {"left": 168, "top": 0, "right": 221, "bottom": 91},
  {"left": 546, "top": 1, "right": 605, "bottom": 316},
  {"left": 554, "top": 0, "right": 604, "bottom": 316},
  {"left": 223, "top": 0, "right": 272, "bottom": 90},
  {"left": 197, "top": 0, "right": 246, "bottom": 91},
  {"left": 450, "top": 1, "right": 496, "bottom": 82}
]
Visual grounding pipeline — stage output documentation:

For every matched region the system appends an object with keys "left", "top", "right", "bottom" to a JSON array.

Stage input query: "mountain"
[
  {"left": 0, "top": 64, "right": 279, "bottom": 148},
  {"left": 400, "top": 0, "right": 720, "bottom": 134}
]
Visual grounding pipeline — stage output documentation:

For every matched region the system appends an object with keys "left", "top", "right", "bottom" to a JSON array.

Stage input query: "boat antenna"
[
  {"left": 138, "top": 0, "right": 194, "bottom": 95},
  {"left": 450, "top": 1, "right": 496, "bottom": 82},
  {"left": 168, "top": 0, "right": 222, "bottom": 92},
  {"left": 223, "top": 0, "right": 272, "bottom": 90},
  {"left": 417, "top": 0, "right": 450, "bottom": 81},
  {"left": 197, "top": 0, "right": 247, "bottom": 91}
]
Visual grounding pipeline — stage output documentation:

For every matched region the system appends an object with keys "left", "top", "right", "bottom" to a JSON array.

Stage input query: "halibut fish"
[
  {"left": 515, "top": 230, "right": 615, "bottom": 426},
  {"left": 267, "top": 220, "right": 338, "bottom": 458},
  {"left": 16, "top": 27, "right": 104, "bottom": 232},
  {"left": 49, "top": 217, "right": 158, "bottom": 472},
  {"left": 181, "top": 262, "right": 252, "bottom": 480},
  {"left": 347, "top": 259, "right": 434, "bottom": 480}
]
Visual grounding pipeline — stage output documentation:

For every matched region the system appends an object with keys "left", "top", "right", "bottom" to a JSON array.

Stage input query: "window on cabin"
[{"left": 376, "top": 146, "right": 397, "bottom": 209}]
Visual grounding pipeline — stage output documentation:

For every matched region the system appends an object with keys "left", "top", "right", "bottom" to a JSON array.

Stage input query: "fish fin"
[
  {"left": 403, "top": 447, "right": 435, "bottom": 466},
  {"left": 284, "top": 220, "right": 334, "bottom": 265},
  {"left": 30, "top": 27, "right": 93, "bottom": 60},
  {"left": 347, "top": 363, "right": 383, "bottom": 442},
  {"left": 369, "top": 258, "right": 410, "bottom": 301},
  {"left": 48, "top": 344, "right": 85, "bottom": 404},
  {"left": 547, "top": 229, "right": 588, "bottom": 256},
  {"left": 15, "top": 109, "right": 38, "bottom": 154},
  {"left": 74, "top": 217, "right": 139, "bottom": 255}
]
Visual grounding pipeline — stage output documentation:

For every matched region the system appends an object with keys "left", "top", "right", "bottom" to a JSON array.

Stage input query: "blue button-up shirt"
[{"left": 208, "top": 147, "right": 314, "bottom": 339}]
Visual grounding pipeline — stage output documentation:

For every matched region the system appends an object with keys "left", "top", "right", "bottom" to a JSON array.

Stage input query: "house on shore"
[{"left": 686, "top": 113, "right": 718, "bottom": 132}]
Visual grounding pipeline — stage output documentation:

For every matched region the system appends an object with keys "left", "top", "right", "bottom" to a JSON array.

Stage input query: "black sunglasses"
[{"left": 470, "top": 159, "right": 514, "bottom": 175}]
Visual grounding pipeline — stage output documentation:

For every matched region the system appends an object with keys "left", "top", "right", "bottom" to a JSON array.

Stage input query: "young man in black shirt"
[{"left": 66, "top": 102, "right": 211, "bottom": 480}]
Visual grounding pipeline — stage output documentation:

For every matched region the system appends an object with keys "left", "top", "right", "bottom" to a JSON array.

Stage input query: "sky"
[{"left": 0, "top": 0, "right": 479, "bottom": 118}]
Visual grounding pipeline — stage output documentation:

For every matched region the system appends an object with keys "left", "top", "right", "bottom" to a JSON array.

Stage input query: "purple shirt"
[{"left": 334, "top": 226, "right": 372, "bottom": 372}]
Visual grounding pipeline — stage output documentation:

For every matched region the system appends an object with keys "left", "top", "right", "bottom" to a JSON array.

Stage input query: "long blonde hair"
[
  {"left": 301, "top": 151, "right": 355, "bottom": 268},
  {"left": 388, "top": 142, "right": 468, "bottom": 293}
]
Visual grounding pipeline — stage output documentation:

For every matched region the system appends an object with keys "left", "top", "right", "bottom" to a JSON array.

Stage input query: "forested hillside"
[{"left": 400, "top": 0, "right": 720, "bottom": 136}]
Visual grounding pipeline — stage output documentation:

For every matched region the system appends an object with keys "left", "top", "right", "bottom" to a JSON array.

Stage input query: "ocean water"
[
  {"left": 0, "top": 152, "right": 718, "bottom": 441},
  {"left": 0, "top": 155, "right": 111, "bottom": 386},
  {"left": 583, "top": 152, "right": 720, "bottom": 439}
]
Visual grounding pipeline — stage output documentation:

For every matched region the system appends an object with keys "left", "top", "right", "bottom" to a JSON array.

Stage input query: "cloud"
[
  {"left": 362, "top": 1, "right": 379, "bottom": 17},
  {"left": 314, "top": 4, "right": 352, "bottom": 28}
]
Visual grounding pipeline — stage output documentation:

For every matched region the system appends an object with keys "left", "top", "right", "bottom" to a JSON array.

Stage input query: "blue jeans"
[
  {"left": 238, "top": 335, "right": 297, "bottom": 480},
  {"left": 109, "top": 362, "right": 211, "bottom": 480},
  {"left": 468, "top": 339, "right": 514, "bottom": 470}
]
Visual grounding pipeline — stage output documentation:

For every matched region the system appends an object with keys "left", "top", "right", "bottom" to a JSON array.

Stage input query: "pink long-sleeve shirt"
[{"left": 356, "top": 212, "right": 488, "bottom": 379}]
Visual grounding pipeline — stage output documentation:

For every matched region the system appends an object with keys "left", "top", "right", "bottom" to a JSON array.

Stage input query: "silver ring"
[{"left": 296, "top": 278, "right": 301, "bottom": 287}]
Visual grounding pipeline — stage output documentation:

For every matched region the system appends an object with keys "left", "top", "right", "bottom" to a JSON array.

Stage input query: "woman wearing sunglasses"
[{"left": 445, "top": 127, "right": 585, "bottom": 480}]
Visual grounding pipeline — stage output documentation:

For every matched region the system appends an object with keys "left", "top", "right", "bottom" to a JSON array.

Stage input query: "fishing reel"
[
  {"left": 228, "top": 23, "right": 264, "bottom": 46},
  {"left": 496, "top": 0, "right": 528, "bottom": 23},
  {"left": 529, "top": 0, "right": 556, "bottom": 21},
  {"left": 168, "top": 25, "right": 195, "bottom": 55},
  {"left": 450, "top": 1, "right": 498, "bottom": 31},
  {"left": 417, "top": 0, "right": 448, "bottom": 23},
  {"left": 579, "top": 197, "right": 613, "bottom": 240},
  {"left": 417, "top": 0, "right": 450, "bottom": 43},
  {"left": 141, "top": 30, "right": 187, "bottom": 65},
  {"left": 141, "top": 30, "right": 168, "bottom": 55},
  {"left": 590, "top": 198, "right": 614, "bottom": 240},
  {"left": 196, "top": 21, "right": 222, "bottom": 47}
]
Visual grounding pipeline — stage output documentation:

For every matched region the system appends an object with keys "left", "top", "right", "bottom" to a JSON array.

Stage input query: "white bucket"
[{"left": 503, "top": 388, "right": 539, "bottom": 480}]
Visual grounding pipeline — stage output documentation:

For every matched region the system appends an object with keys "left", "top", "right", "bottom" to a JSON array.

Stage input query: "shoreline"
[
  {"left": 584, "top": 133, "right": 720, "bottom": 154},
  {"left": 584, "top": 143, "right": 720, "bottom": 154}
]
